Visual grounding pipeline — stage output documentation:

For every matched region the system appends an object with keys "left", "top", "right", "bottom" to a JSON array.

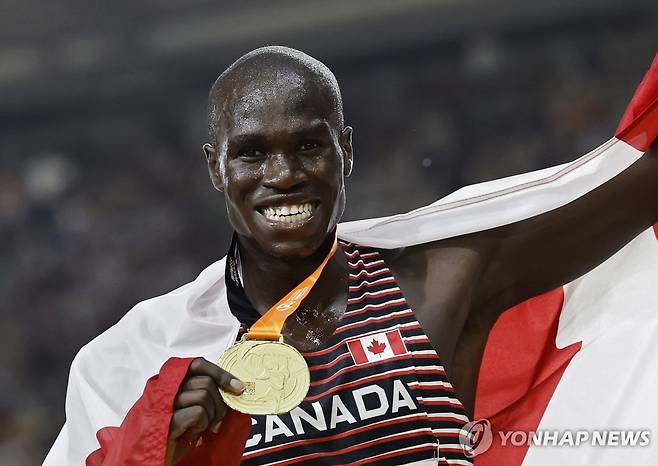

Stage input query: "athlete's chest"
[{"left": 238, "top": 243, "right": 472, "bottom": 465}]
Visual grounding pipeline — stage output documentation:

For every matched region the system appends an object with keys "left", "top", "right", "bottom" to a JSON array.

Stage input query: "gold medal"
[
  {"left": 218, "top": 337, "right": 310, "bottom": 415},
  {"left": 217, "top": 238, "right": 338, "bottom": 415}
]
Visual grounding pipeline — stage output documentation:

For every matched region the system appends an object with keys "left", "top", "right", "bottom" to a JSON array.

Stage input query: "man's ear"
[
  {"left": 340, "top": 126, "right": 354, "bottom": 177},
  {"left": 203, "top": 143, "right": 224, "bottom": 192}
]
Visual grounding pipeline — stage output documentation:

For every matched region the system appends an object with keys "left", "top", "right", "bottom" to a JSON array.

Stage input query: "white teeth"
[{"left": 261, "top": 203, "right": 315, "bottom": 223}]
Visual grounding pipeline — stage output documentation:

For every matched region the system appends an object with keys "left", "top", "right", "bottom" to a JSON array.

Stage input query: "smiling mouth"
[{"left": 257, "top": 201, "right": 318, "bottom": 224}]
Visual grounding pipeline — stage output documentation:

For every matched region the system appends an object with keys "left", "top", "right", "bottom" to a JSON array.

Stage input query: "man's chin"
[
  {"left": 248, "top": 222, "right": 336, "bottom": 261},
  {"left": 257, "top": 235, "right": 330, "bottom": 260}
]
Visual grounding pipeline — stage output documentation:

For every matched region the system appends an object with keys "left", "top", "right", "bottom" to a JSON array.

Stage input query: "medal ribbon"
[{"left": 246, "top": 238, "right": 338, "bottom": 341}]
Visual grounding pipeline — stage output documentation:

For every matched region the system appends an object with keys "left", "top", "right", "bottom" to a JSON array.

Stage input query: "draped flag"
[
  {"left": 44, "top": 53, "right": 658, "bottom": 466},
  {"left": 472, "top": 53, "right": 658, "bottom": 466}
]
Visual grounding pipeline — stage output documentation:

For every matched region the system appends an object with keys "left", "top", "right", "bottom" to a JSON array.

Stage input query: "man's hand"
[{"left": 165, "top": 358, "right": 245, "bottom": 466}]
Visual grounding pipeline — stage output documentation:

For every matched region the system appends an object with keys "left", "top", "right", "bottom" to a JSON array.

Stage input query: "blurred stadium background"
[{"left": 1, "top": 0, "right": 657, "bottom": 464}]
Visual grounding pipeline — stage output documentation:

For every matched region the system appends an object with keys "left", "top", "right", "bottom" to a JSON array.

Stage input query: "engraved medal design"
[{"left": 218, "top": 338, "right": 310, "bottom": 415}]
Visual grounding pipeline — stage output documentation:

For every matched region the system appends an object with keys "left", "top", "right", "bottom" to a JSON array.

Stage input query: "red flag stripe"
[
  {"left": 346, "top": 339, "right": 368, "bottom": 364},
  {"left": 386, "top": 329, "right": 408, "bottom": 354},
  {"left": 615, "top": 53, "right": 658, "bottom": 151}
]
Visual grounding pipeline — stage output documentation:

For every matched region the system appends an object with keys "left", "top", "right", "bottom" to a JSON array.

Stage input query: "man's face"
[{"left": 207, "top": 75, "right": 353, "bottom": 258}]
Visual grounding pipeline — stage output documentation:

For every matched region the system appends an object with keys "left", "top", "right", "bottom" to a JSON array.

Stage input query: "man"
[{"left": 45, "top": 47, "right": 658, "bottom": 466}]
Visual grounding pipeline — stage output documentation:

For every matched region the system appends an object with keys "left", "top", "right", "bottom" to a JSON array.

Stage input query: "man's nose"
[{"left": 261, "top": 152, "right": 307, "bottom": 190}]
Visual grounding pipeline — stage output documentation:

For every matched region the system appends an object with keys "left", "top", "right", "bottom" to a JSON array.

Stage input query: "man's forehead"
[
  {"left": 218, "top": 76, "right": 336, "bottom": 136},
  {"left": 225, "top": 117, "right": 332, "bottom": 143},
  {"left": 227, "top": 70, "right": 308, "bottom": 112},
  {"left": 227, "top": 83, "right": 312, "bottom": 118}
]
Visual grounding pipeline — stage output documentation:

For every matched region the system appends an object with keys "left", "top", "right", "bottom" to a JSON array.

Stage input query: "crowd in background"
[{"left": 1, "top": 7, "right": 656, "bottom": 465}]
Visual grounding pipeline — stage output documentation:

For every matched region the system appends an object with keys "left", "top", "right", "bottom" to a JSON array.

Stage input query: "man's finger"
[
  {"left": 174, "top": 389, "right": 217, "bottom": 423},
  {"left": 180, "top": 376, "right": 230, "bottom": 427},
  {"left": 169, "top": 405, "right": 210, "bottom": 439},
  {"left": 179, "top": 377, "right": 225, "bottom": 416},
  {"left": 188, "top": 357, "right": 245, "bottom": 394}
]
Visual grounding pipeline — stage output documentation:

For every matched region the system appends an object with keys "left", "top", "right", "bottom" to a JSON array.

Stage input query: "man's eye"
[
  {"left": 299, "top": 141, "right": 321, "bottom": 152},
  {"left": 238, "top": 148, "right": 264, "bottom": 160}
]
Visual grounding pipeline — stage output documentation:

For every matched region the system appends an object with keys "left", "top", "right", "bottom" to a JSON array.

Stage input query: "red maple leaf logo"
[{"left": 367, "top": 339, "right": 387, "bottom": 355}]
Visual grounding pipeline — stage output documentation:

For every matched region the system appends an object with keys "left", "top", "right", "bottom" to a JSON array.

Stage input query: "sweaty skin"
[{"left": 167, "top": 47, "right": 658, "bottom": 463}]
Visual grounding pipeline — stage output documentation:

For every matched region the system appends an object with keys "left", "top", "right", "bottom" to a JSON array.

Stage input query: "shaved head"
[{"left": 207, "top": 46, "right": 344, "bottom": 148}]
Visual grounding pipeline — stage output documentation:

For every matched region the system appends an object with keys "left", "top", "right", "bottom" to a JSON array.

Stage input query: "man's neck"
[{"left": 236, "top": 233, "right": 346, "bottom": 314}]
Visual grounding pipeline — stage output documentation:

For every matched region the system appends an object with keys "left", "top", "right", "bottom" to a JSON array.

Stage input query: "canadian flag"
[{"left": 347, "top": 329, "right": 408, "bottom": 364}]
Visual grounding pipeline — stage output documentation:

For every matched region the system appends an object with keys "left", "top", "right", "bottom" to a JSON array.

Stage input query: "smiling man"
[
  {"left": 44, "top": 47, "right": 658, "bottom": 466},
  {"left": 182, "top": 48, "right": 473, "bottom": 465}
]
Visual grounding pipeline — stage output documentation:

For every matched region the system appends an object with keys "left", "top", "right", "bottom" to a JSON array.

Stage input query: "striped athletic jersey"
[{"left": 225, "top": 240, "right": 472, "bottom": 466}]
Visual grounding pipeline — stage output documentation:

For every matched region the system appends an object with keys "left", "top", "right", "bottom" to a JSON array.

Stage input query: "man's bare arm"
[{"left": 473, "top": 144, "right": 658, "bottom": 317}]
